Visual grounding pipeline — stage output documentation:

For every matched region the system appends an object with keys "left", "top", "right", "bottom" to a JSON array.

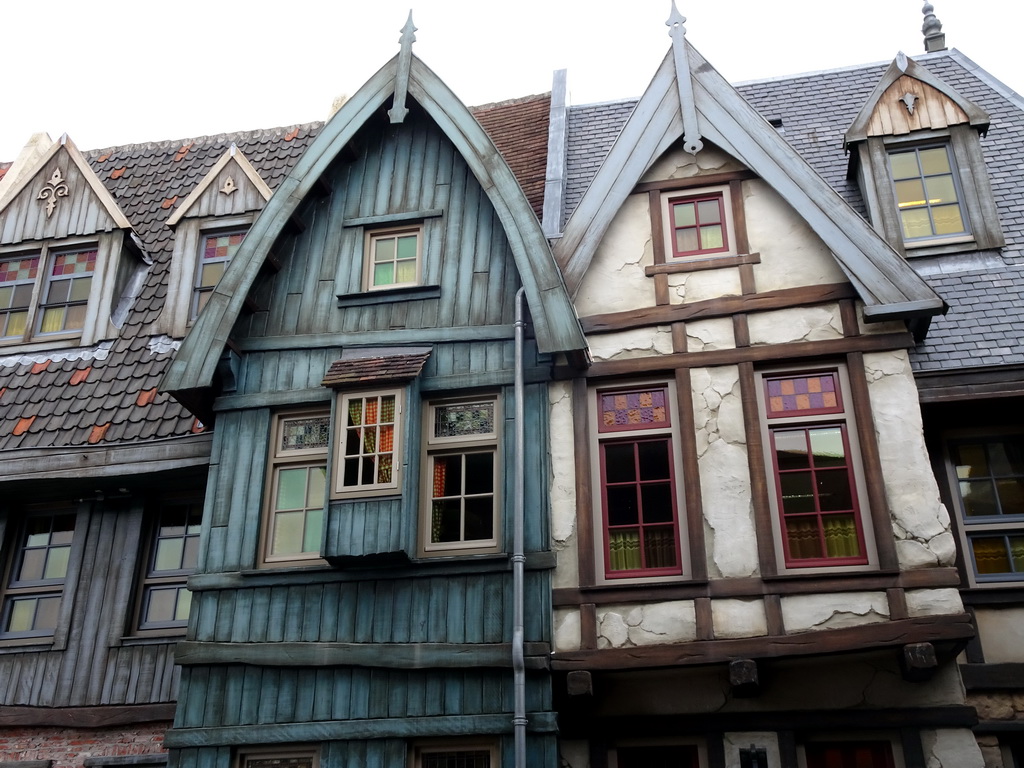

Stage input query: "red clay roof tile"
[
  {"left": 30, "top": 361, "right": 50, "bottom": 375},
  {"left": 111, "top": 167, "right": 127, "bottom": 179},
  {"left": 88, "top": 423, "right": 111, "bottom": 444},
  {"left": 136, "top": 387, "right": 158, "bottom": 407},
  {"left": 13, "top": 415, "right": 36, "bottom": 436},
  {"left": 69, "top": 367, "right": 91, "bottom": 386},
  {"left": 161, "top": 196, "right": 178, "bottom": 209}
]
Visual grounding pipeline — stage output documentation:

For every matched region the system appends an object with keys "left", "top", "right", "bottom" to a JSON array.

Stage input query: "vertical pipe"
[{"left": 513, "top": 286, "right": 528, "bottom": 768}]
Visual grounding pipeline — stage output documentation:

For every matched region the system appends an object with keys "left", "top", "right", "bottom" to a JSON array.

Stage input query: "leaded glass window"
[
  {"left": 37, "top": 248, "right": 96, "bottom": 334},
  {"left": 193, "top": 229, "right": 246, "bottom": 318},
  {"left": 335, "top": 391, "right": 402, "bottom": 496}
]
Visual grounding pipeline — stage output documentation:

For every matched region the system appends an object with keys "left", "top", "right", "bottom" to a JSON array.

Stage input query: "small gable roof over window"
[
  {"left": 845, "top": 52, "right": 990, "bottom": 146},
  {"left": 166, "top": 144, "right": 272, "bottom": 227},
  {"left": 321, "top": 349, "right": 431, "bottom": 389},
  {"left": 0, "top": 134, "right": 133, "bottom": 243},
  {"left": 163, "top": 35, "right": 586, "bottom": 402},
  {"left": 552, "top": 14, "right": 945, "bottom": 324}
]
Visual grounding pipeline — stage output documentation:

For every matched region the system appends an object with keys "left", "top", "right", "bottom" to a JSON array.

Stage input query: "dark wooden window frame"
[
  {"left": 942, "top": 428, "right": 1024, "bottom": 587},
  {"left": 133, "top": 496, "right": 203, "bottom": 634},
  {"left": 666, "top": 191, "right": 730, "bottom": 258}
]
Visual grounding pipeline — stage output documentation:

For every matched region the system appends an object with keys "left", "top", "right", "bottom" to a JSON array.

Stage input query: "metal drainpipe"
[{"left": 512, "top": 286, "right": 528, "bottom": 768}]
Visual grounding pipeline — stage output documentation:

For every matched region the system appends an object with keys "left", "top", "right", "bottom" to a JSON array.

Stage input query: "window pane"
[
  {"left": 997, "top": 479, "right": 1024, "bottom": 515},
  {"left": 306, "top": 466, "right": 326, "bottom": 508},
  {"left": 641, "top": 483, "right": 673, "bottom": 523},
  {"left": 955, "top": 443, "right": 989, "bottom": 477},
  {"left": 780, "top": 472, "right": 815, "bottom": 514},
  {"left": 434, "top": 401, "right": 495, "bottom": 438},
  {"left": 431, "top": 500, "right": 462, "bottom": 543},
  {"left": 32, "top": 595, "right": 61, "bottom": 632},
  {"left": 816, "top": 469, "right": 854, "bottom": 512},
  {"left": 145, "top": 587, "right": 177, "bottom": 624},
  {"left": 900, "top": 208, "right": 933, "bottom": 239},
  {"left": 155, "top": 538, "right": 185, "bottom": 572},
  {"left": 277, "top": 468, "right": 308, "bottom": 510},
  {"left": 960, "top": 479, "right": 998, "bottom": 516},
  {"left": 823, "top": 513, "right": 862, "bottom": 557},
  {"left": 775, "top": 430, "right": 809, "bottom": 470},
  {"left": 66, "top": 303, "right": 87, "bottom": 332},
  {"left": 421, "top": 750, "right": 491, "bottom": 768},
  {"left": 433, "top": 456, "right": 462, "bottom": 497},
  {"left": 175, "top": 587, "right": 193, "bottom": 622},
  {"left": 637, "top": 440, "right": 670, "bottom": 480},
  {"left": 932, "top": 205, "right": 965, "bottom": 235},
  {"left": 200, "top": 262, "right": 225, "bottom": 287},
  {"left": 6, "top": 598, "right": 37, "bottom": 633},
  {"left": 69, "top": 275, "right": 92, "bottom": 302},
  {"left": 464, "top": 497, "right": 494, "bottom": 540},
  {"left": 4, "top": 310, "right": 27, "bottom": 337},
  {"left": 605, "top": 443, "right": 637, "bottom": 483},
  {"left": 675, "top": 228, "right": 699, "bottom": 253},
  {"left": 280, "top": 416, "right": 330, "bottom": 452},
  {"left": 643, "top": 527, "right": 677, "bottom": 569},
  {"left": 991, "top": 440, "right": 1024, "bottom": 476},
  {"left": 924, "top": 175, "right": 958, "bottom": 205},
  {"left": 396, "top": 235, "right": 418, "bottom": 260},
  {"left": 464, "top": 453, "right": 493, "bottom": 495},
  {"left": 46, "top": 279, "right": 71, "bottom": 304},
  {"left": 810, "top": 427, "right": 846, "bottom": 467},
  {"left": 919, "top": 146, "right": 952, "bottom": 175},
  {"left": 374, "top": 237, "right": 396, "bottom": 262},
  {"left": 0, "top": 285, "right": 11, "bottom": 308},
  {"left": 889, "top": 152, "right": 920, "bottom": 179},
  {"left": 673, "top": 202, "right": 696, "bottom": 227},
  {"left": 18, "top": 549, "right": 46, "bottom": 581},
  {"left": 272, "top": 510, "right": 305, "bottom": 554},
  {"left": 700, "top": 224, "right": 724, "bottom": 249},
  {"left": 39, "top": 307, "right": 65, "bottom": 333},
  {"left": 606, "top": 486, "right": 639, "bottom": 526},
  {"left": 396, "top": 259, "right": 417, "bottom": 283},
  {"left": 373, "top": 262, "right": 395, "bottom": 286},
  {"left": 304, "top": 507, "right": 323, "bottom": 553},
  {"left": 697, "top": 199, "right": 722, "bottom": 224},
  {"left": 608, "top": 530, "right": 641, "bottom": 571},
  {"left": 785, "top": 517, "right": 823, "bottom": 559}
]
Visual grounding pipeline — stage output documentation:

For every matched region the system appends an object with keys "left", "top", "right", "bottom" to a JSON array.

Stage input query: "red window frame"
[
  {"left": 762, "top": 370, "right": 869, "bottom": 569},
  {"left": 668, "top": 192, "right": 729, "bottom": 258},
  {"left": 597, "top": 385, "right": 682, "bottom": 579},
  {"left": 805, "top": 741, "right": 895, "bottom": 768}
]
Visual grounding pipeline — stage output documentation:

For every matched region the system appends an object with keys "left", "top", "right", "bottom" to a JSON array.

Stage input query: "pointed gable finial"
[
  {"left": 666, "top": 1, "right": 703, "bottom": 155},
  {"left": 389, "top": 10, "right": 417, "bottom": 124},
  {"left": 896, "top": 50, "right": 909, "bottom": 72},
  {"left": 922, "top": 2, "right": 947, "bottom": 52}
]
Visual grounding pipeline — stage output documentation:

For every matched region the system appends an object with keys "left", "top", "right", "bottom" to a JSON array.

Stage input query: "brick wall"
[{"left": 0, "top": 722, "right": 169, "bottom": 768}]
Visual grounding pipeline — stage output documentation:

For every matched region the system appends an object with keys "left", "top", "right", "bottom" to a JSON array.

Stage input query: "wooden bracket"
[
  {"left": 567, "top": 670, "right": 594, "bottom": 697},
  {"left": 729, "top": 658, "right": 760, "bottom": 698},
  {"left": 901, "top": 642, "right": 938, "bottom": 682}
]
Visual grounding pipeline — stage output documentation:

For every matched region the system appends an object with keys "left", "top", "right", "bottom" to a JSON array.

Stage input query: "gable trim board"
[
  {"left": 165, "top": 145, "right": 273, "bottom": 227},
  {"left": 0, "top": 134, "right": 133, "bottom": 235},
  {"left": 163, "top": 53, "right": 587, "bottom": 405},
  {"left": 552, "top": 44, "right": 946, "bottom": 324}
]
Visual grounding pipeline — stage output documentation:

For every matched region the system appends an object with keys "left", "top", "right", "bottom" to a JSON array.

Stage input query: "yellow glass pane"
[
  {"left": 900, "top": 209, "right": 933, "bottom": 239},
  {"left": 700, "top": 224, "right": 724, "bottom": 249},
  {"left": 395, "top": 259, "right": 417, "bottom": 283},
  {"left": 200, "top": 262, "right": 225, "bottom": 288},
  {"left": 924, "top": 176, "right": 958, "bottom": 205},
  {"left": 64, "top": 303, "right": 86, "bottom": 331},
  {"left": 69, "top": 275, "right": 92, "bottom": 302},
  {"left": 933, "top": 205, "right": 966, "bottom": 236},
  {"left": 175, "top": 587, "right": 193, "bottom": 621},
  {"left": 895, "top": 179, "right": 925, "bottom": 207},
  {"left": 39, "top": 307, "right": 65, "bottom": 333},
  {"left": 44, "top": 545, "right": 71, "bottom": 579},
  {"left": 5, "top": 311, "right": 27, "bottom": 337},
  {"left": 889, "top": 152, "right": 919, "bottom": 179},
  {"left": 8, "top": 599, "right": 35, "bottom": 632}
]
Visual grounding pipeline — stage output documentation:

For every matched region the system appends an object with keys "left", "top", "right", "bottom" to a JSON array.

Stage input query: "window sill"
[
  {"left": 0, "top": 637, "right": 55, "bottom": 653},
  {"left": 645, "top": 251, "right": 760, "bottom": 276},
  {"left": 0, "top": 334, "right": 87, "bottom": 355},
  {"left": 337, "top": 284, "right": 441, "bottom": 307},
  {"left": 904, "top": 237, "right": 979, "bottom": 258},
  {"left": 120, "top": 631, "right": 186, "bottom": 646}
]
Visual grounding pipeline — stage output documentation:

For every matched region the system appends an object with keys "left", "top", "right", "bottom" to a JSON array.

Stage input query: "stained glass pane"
[
  {"left": 599, "top": 387, "right": 669, "bottom": 430},
  {"left": 280, "top": 416, "right": 330, "bottom": 452},
  {"left": 200, "top": 262, "right": 225, "bottom": 287},
  {"left": 765, "top": 373, "right": 839, "bottom": 416},
  {"left": 434, "top": 401, "right": 495, "bottom": 438}
]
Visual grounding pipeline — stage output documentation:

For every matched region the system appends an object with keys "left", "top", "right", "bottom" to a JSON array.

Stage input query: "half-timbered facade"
[{"left": 544, "top": 8, "right": 986, "bottom": 768}]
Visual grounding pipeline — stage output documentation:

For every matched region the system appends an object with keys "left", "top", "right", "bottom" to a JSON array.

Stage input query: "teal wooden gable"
[
  {"left": 163, "top": 50, "right": 587, "bottom": 415},
  {"left": 162, "top": 22, "right": 574, "bottom": 768}
]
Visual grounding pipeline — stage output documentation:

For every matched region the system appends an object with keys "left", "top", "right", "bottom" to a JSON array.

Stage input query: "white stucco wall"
[
  {"left": 685, "top": 317, "right": 735, "bottom": 351},
  {"left": 712, "top": 598, "right": 768, "bottom": 639},
  {"left": 575, "top": 193, "right": 652, "bottom": 316},
  {"left": 781, "top": 591, "right": 889, "bottom": 632},
  {"left": 747, "top": 304, "right": 844, "bottom": 345},
  {"left": 588, "top": 326, "right": 674, "bottom": 361},
  {"left": 921, "top": 728, "right": 986, "bottom": 768},
  {"left": 640, "top": 144, "right": 744, "bottom": 184},
  {"left": 974, "top": 607, "right": 1024, "bottom": 663},
  {"left": 596, "top": 601, "right": 697, "bottom": 648},
  {"left": 864, "top": 351, "right": 956, "bottom": 568},
  {"left": 549, "top": 381, "right": 579, "bottom": 589}
]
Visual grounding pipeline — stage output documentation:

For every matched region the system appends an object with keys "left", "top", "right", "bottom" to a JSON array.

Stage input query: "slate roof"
[
  {"left": 562, "top": 49, "right": 1024, "bottom": 375},
  {"left": 0, "top": 94, "right": 552, "bottom": 455}
]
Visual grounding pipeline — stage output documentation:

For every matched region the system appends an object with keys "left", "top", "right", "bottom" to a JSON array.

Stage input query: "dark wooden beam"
[
  {"left": 552, "top": 567, "right": 960, "bottom": 607},
  {"left": 644, "top": 251, "right": 761, "bottom": 276},
  {"left": 557, "top": 333, "right": 914, "bottom": 380},
  {"left": 573, "top": 377, "right": 597, "bottom": 587},
  {"left": 960, "top": 662, "right": 1024, "bottom": 690},
  {"left": 550, "top": 614, "right": 974, "bottom": 671},
  {"left": 175, "top": 641, "right": 550, "bottom": 669},
  {"left": 633, "top": 170, "right": 758, "bottom": 194},
  {"left": 0, "top": 703, "right": 175, "bottom": 727},
  {"left": 580, "top": 283, "right": 858, "bottom": 334}
]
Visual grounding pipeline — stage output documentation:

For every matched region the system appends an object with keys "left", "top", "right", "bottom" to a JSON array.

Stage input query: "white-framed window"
[
  {"left": 261, "top": 411, "right": 330, "bottom": 566},
  {"left": 365, "top": 226, "right": 422, "bottom": 290},
  {"left": 332, "top": 389, "right": 404, "bottom": 498},
  {"left": 421, "top": 395, "right": 501, "bottom": 556},
  {"left": 0, "top": 244, "right": 97, "bottom": 344},
  {"left": 945, "top": 432, "right": 1024, "bottom": 585},
  {"left": 755, "top": 365, "right": 877, "bottom": 573},
  {"left": 660, "top": 185, "right": 737, "bottom": 260},
  {"left": 589, "top": 381, "right": 687, "bottom": 582},
  {"left": 192, "top": 228, "right": 247, "bottom": 318}
]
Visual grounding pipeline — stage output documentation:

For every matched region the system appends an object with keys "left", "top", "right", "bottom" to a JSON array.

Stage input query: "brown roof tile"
[
  {"left": 13, "top": 415, "right": 36, "bottom": 436},
  {"left": 88, "top": 423, "right": 111, "bottom": 444},
  {"left": 321, "top": 351, "right": 432, "bottom": 388}
]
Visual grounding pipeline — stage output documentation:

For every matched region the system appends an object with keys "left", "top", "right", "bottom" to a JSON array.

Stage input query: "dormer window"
[
  {"left": 0, "top": 244, "right": 98, "bottom": 343},
  {"left": 888, "top": 145, "right": 968, "bottom": 241},
  {"left": 193, "top": 229, "right": 247, "bottom": 318}
]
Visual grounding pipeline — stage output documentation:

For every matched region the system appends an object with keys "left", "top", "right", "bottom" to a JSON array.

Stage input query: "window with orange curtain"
[
  {"left": 421, "top": 395, "right": 500, "bottom": 556},
  {"left": 333, "top": 390, "right": 403, "bottom": 498}
]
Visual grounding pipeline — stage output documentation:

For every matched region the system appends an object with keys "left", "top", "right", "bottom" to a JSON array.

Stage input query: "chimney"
[{"left": 922, "top": 2, "right": 946, "bottom": 52}]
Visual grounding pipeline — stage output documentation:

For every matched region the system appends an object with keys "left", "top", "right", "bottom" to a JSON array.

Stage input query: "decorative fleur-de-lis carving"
[
  {"left": 900, "top": 92, "right": 918, "bottom": 114},
  {"left": 220, "top": 175, "right": 238, "bottom": 195},
  {"left": 37, "top": 167, "right": 70, "bottom": 218}
]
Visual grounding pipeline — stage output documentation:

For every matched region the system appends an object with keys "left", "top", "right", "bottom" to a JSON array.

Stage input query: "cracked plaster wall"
[
  {"left": 712, "top": 598, "right": 768, "bottom": 639},
  {"left": 575, "top": 194, "right": 651, "bottom": 316},
  {"left": 692, "top": 365, "right": 758, "bottom": 578},
  {"left": 747, "top": 304, "right": 844, "bottom": 345},
  {"left": 745, "top": 179, "right": 846, "bottom": 291},
  {"left": 639, "top": 144, "right": 744, "bottom": 184},
  {"left": 906, "top": 588, "right": 964, "bottom": 618},
  {"left": 553, "top": 608, "right": 581, "bottom": 653},
  {"left": 864, "top": 351, "right": 956, "bottom": 569},
  {"left": 667, "top": 266, "right": 743, "bottom": 304},
  {"left": 685, "top": 317, "right": 735, "bottom": 351},
  {"left": 548, "top": 381, "right": 579, "bottom": 589},
  {"left": 781, "top": 591, "right": 889, "bottom": 633},
  {"left": 921, "top": 728, "right": 985, "bottom": 768},
  {"left": 588, "top": 327, "right": 674, "bottom": 362},
  {"left": 596, "top": 601, "right": 697, "bottom": 648}
]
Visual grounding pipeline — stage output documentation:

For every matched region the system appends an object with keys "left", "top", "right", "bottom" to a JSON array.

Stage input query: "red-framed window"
[
  {"left": 597, "top": 385, "right": 682, "bottom": 578},
  {"left": 668, "top": 192, "right": 729, "bottom": 257},
  {"left": 805, "top": 741, "right": 895, "bottom": 768},
  {"left": 763, "top": 370, "right": 869, "bottom": 568}
]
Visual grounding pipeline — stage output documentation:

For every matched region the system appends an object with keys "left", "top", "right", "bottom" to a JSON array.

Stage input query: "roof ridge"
[{"left": 82, "top": 121, "right": 326, "bottom": 158}]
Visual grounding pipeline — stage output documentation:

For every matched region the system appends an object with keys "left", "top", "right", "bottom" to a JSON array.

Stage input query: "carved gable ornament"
[{"left": 37, "top": 167, "right": 70, "bottom": 217}]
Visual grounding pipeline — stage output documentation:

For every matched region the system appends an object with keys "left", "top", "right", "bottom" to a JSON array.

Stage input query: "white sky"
[{"left": 1, "top": 0, "right": 1020, "bottom": 161}]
